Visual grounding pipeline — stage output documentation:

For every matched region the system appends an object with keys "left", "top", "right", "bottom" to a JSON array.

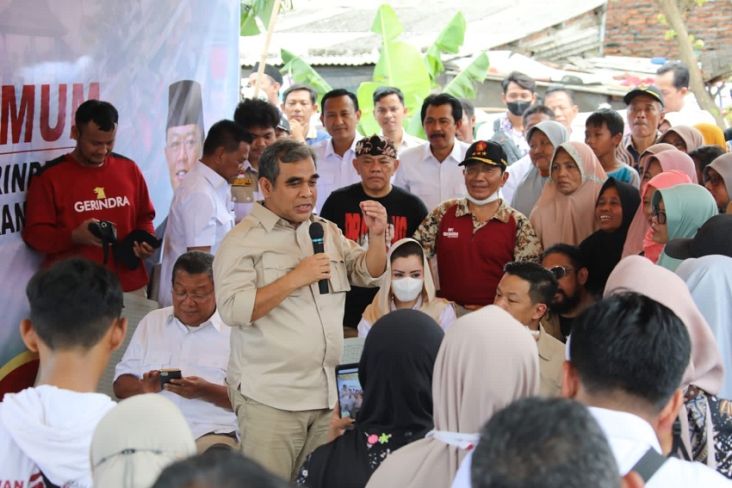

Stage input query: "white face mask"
[
  {"left": 391, "top": 277, "right": 423, "bottom": 302},
  {"left": 465, "top": 190, "right": 500, "bottom": 206}
]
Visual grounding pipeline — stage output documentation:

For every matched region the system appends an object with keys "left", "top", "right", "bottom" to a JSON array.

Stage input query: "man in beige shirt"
[
  {"left": 213, "top": 139, "right": 387, "bottom": 480},
  {"left": 494, "top": 261, "right": 565, "bottom": 397}
]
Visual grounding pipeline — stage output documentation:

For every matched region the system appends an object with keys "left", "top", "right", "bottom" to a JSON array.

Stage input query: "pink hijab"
[
  {"left": 638, "top": 142, "right": 676, "bottom": 175},
  {"left": 530, "top": 141, "right": 607, "bottom": 247},
  {"left": 604, "top": 255, "right": 723, "bottom": 394},
  {"left": 622, "top": 149, "right": 698, "bottom": 258}
]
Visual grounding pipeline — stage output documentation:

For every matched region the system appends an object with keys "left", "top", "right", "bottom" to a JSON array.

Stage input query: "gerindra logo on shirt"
[
  {"left": 442, "top": 227, "right": 459, "bottom": 238},
  {"left": 74, "top": 187, "right": 130, "bottom": 212}
]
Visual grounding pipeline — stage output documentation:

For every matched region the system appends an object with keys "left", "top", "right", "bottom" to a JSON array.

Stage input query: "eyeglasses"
[
  {"left": 172, "top": 289, "right": 214, "bottom": 303},
  {"left": 651, "top": 209, "right": 667, "bottom": 225},
  {"left": 547, "top": 265, "right": 574, "bottom": 280}
]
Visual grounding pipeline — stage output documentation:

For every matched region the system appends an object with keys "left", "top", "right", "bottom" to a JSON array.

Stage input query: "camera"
[{"left": 88, "top": 220, "right": 117, "bottom": 243}]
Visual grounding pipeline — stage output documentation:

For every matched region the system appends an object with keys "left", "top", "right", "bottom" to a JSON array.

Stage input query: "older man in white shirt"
[
  {"left": 159, "top": 120, "right": 249, "bottom": 307},
  {"left": 312, "top": 88, "right": 362, "bottom": 211},
  {"left": 115, "top": 252, "right": 237, "bottom": 453},
  {"left": 394, "top": 93, "right": 469, "bottom": 211}
]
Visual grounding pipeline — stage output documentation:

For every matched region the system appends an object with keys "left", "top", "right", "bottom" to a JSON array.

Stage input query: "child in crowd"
[
  {"left": 585, "top": 108, "right": 640, "bottom": 188},
  {"left": 358, "top": 239, "right": 455, "bottom": 337},
  {"left": 0, "top": 259, "right": 127, "bottom": 487}
]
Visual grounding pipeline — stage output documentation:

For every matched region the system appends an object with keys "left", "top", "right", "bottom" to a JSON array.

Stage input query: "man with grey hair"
[
  {"left": 213, "top": 139, "right": 388, "bottom": 480},
  {"left": 114, "top": 251, "right": 237, "bottom": 453}
]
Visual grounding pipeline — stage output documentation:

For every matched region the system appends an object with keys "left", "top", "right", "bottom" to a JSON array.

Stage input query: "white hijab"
[{"left": 91, "top": 394, "right": 196, "bottom": 488}]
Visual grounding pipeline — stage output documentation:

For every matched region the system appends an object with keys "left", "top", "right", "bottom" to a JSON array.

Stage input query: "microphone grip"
[{"left": 312, "top": 238, "right": 329, "bottom": 294}]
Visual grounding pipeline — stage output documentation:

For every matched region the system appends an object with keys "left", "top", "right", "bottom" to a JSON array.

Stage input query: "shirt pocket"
[
  {"left": 142, "top": 350, "right": 173, "bottom": 372},
  {"left": 329, "top": 257, "right": 351, "bottom": 293},
  {"left": 261, "top": 253, "right": 304, "bottom": 296}
]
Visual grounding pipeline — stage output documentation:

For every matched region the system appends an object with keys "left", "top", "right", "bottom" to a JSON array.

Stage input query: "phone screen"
[{"left": 336, "top": 364, "right": 363, "bottom": 419}]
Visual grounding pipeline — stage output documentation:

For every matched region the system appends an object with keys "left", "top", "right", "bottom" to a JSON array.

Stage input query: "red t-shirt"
[
  {"left": 436, "top": 205, "right": 516, "bottom": 306},
  {"left": 23, "top": 152, "right": 155, "bottom": 291}
]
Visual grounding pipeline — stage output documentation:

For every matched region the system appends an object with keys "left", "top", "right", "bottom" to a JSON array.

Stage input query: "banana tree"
[{"left": 279, "top": 49, "right": 333, "bottom": 102}]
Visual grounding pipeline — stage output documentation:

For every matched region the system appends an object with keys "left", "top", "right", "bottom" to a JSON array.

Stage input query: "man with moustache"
[
  {"left": 165, "top": 80, "right": 205, "bottom": 190},
  {"left": 394, "top": 93, "right": 469, "bottom": 210},
  {"left": 213, "top": 139, "right": 387, "bottom": 480},
  {"left": 617, "top": 86, "right": 664, "bottom": 168},
  {"left": 541, "top": 244, "right": 595, "bottom": 342},
  {"left": 413, "top": 141, "right": 542, "bottom": 314}
]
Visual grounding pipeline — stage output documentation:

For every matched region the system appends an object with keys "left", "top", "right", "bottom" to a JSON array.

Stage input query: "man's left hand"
[
  {"left": 164, "top": 376, "right": 209, "bottom": 399},
  {"left": 360, "top": 200, "right": 388, "bottom": 238},
  {"left": 132, "top": 241, "right": 155, "bottom": 259}
]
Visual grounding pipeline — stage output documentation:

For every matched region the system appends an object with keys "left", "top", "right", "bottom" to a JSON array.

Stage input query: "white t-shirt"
[
  {"left": 393, "top": 141, "right": 469, "bottom": 211},
  {"left": 0, "top": 385, "right": 115, "bottom": 488},
  {"left": 312, "top": 137, "right": 360, "bottom": 212},
  {"left": 114, "top": 307, "right": 237, "bottom": 439},
  {"left": 160, "top": 161, "right": 234, "bottom": 306}
]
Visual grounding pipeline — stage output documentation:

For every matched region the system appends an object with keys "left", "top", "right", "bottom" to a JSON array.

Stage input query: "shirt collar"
[
  {"left": 250, "top": 201, "right": 319, "bottom": 233},
  {"left": 454, "top": 198, "right": 511, "bottom": 223},
  {"left": 325, "top": 137, "right": 357, "bottom": 158},
  {"left": 589, "top": 406, "right": 661, "bottom": 450},
  {"left": 166, "top": 308, "right": 224, "bottom": 333},
  {"left": 195, "top": 160, "right": 229, "bottom": 190}
]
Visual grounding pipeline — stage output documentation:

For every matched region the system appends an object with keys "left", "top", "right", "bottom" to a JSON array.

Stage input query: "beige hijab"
[
  {"left": 637, "top": 142, "right": 677, "bottom": 175},
  {"left": 604, "top": 255, "right": 723, "bottom": 394},
  {"left": 662, "top": 125, "right": 704, "bottom": 153},
  {"left": 91, "top": 394, "right": 197, "bottom": 488},
  {"left": 366, "top": 305, "right": 539, "bottom": 488},
  {"left": 530, "top": 141, "right": 607, "bottom": 248},
  {"left": 362, "top": 238, "right": 449, "bottom": 324}
]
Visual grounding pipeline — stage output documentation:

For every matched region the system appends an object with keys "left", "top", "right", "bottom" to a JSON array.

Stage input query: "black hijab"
[
  {"left": 296, "top": 309, "right": 444, "bottom": 488},
  {"left": 580, "top": 178, "right": 640, "bottom": 296}
]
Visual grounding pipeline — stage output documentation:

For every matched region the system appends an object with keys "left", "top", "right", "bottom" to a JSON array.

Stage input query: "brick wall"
[{"left": 604, "top": 0, "right": 732, "bottom": 58}]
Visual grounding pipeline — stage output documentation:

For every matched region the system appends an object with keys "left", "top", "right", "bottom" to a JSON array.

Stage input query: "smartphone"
[
  {"left": 336, "top": 363, "right": 363, "bottom": 419},
  {"left": 159, "top": 368, "right": 182, "bottom": 386}
]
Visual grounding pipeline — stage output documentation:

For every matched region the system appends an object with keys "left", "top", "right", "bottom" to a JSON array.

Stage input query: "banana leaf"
[
  {"left": 279, "top": 49, "right": 333, "bottom": 101},
  {"left": 240, "top": 0, "right": 276, "bottom": 36},
  {"left": 424, "top": 12, "right": 466, "bottom": 83},
  {"left": 444, "top": 52, "right": 490, "bottom": 99}
]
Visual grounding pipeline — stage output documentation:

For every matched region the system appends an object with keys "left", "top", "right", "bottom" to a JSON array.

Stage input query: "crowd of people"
[{"left": 2, "top": 59, "right": 732, "bottom": 487}]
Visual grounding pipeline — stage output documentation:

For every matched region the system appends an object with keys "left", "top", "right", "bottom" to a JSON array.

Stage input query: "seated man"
[
  {"left": 114, "top": 252, "right": 237, "bottom": 452},
  {"left": 541, "top": 244, "right": 595, "bottom": 342},
  {"left": 320, "top": 135, "right": 428, "bottom": 331},
  {"left": 413, "top": 141, "right": 542, "bottom": 314},
  {"left": 563, "top": 292, "right": 730, "bottom": 486},
  {"left": 494, "top": 262, "right": 565, "bottom": 396},
  {"left": 0, "top": 258, "right": 126, "bottom": 487},
  {"left": 468, "top": 397, "right": 635, "bottom": 488}
]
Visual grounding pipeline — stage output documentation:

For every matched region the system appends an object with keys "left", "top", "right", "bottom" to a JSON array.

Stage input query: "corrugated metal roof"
[{"left": 239, "top": 0, "right": 607, "bottom": 66}]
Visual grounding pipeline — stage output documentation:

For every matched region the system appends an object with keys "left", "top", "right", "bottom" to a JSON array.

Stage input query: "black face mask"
[{"left": 507, "top": 100, "right": 532, "bottom": 117}]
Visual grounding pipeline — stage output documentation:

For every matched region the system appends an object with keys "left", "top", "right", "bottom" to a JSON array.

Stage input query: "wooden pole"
[
  {"left": 655, "top": 0, "right": 725, "bottom": 127},
  {"left": 253, "top": 0, "right": 282, "bottom": 99}
]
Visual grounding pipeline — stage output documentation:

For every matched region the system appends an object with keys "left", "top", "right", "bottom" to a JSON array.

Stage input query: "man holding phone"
[{"left": 114, "top": 252, "right": 237, "bottom": 452}]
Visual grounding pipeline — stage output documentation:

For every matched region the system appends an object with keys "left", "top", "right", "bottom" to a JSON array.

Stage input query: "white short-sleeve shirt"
[
  {"left": 159, "top": 161, "right": 234, "bottom": 306},
  {"left": 114, "top": 307, "right": 237, "bottom": 439},
  {"left": 393, "top": 140, "right": 469, "bottom": 211},
  {"left": 312, "top": 137, "right": 361, "bottom": 212}
]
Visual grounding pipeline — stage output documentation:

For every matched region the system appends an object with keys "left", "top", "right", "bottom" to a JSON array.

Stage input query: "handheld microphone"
[{"left": 309, "top": 222, "right": 329, "bottom": 294}]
